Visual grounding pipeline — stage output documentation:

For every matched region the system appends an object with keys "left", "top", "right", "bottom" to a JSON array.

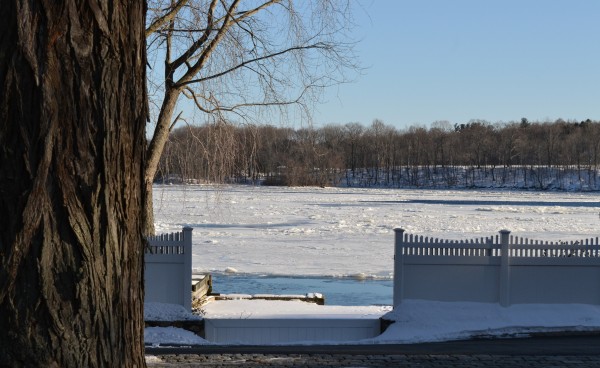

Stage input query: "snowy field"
[
  {"left": 153, "top": 184, "right": 599, "bottom": 279},
  {"left": 147, "top": 185, "right": 600, "bottom": 346}
]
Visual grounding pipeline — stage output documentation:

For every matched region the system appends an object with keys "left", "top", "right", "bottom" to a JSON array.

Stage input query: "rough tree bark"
[{"left": 0, "top": 1, "right": 147, "bottom": 367}]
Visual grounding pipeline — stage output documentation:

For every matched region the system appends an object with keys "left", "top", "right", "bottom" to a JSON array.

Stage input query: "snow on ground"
[
  {"left": 145, "top": 300, "right": 600, "bottom": 346},
  {"left": 374, "top": 301, "right": 600, "bottom": 344},
  {"left": 144, "top": 303, "right": 207, "bottom": 346},
  {"left": 146, "top": 185, "right": 600, "bottom": 346},
  {"left": 145, "top": 326, "right": 209, "bottom": 346},
  {"left": 144, "top": 302, "right": 203, "bottom": 322}
]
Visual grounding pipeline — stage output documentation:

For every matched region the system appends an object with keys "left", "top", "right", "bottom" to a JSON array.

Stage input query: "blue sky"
[{"left": 312, "top": 0, "right": 600, "bottom": 129}]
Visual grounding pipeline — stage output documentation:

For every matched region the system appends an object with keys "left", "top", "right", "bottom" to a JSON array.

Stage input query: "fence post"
[
  {"left": 183, "top": 226, "right": 193, "bottom": 311},
  {"left": 499, "top": 229, "right": 511, "bottom": 307},
  {"left": 393, "top": 228, "right": 406, "bottom": 308}
]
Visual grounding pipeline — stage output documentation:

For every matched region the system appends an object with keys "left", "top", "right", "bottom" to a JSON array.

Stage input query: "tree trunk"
[
  {"left": 144, "top": 88, "right": 180, "bottom": 236},
  {"left": 0, "top": 1, "right": 147, "bottom": 367}
]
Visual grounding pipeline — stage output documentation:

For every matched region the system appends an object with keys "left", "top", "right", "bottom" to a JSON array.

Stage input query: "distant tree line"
[{"left": 156, "top": 118, "right": 600, "bottom": 190}]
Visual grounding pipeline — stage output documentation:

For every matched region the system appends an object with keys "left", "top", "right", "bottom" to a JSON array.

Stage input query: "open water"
[{"left": 210, "top": 274, "right": 393, "bottom": 306}]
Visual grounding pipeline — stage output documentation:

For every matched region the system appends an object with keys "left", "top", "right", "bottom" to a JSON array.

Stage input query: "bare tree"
[
  {"left": 144, "top": 0, "right": 357, "bottom": 234},
  {"left": 0, "top": 1, "right": 147, "bottom": 367},
  {"left": 344, "top": 122, "right": 364, "bottom": 178},
  {"left": 156, "top": 118, "right": 600, "bottom": 190}
]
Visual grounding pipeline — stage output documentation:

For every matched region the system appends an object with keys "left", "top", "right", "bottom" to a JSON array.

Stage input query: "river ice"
[{"left": 153, "top": 185, "right": 599, "bottom": 278}]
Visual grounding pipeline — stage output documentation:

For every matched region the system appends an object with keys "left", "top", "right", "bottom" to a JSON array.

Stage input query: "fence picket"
[{"left": 145, "top": 227, "right": 193, "bottom": 311}]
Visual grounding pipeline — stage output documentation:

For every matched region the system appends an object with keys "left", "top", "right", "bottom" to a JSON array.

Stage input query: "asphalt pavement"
[{"left": 145, "top": 334, "right": 600, "bottom": 367}]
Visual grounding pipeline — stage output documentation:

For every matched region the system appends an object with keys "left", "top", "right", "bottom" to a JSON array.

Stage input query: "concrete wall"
[{"left": 204, "top": 318, "right": 381, "bottom": 344}]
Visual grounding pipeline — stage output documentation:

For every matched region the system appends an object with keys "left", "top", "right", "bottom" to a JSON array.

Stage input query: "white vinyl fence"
[
  {"left": 145, "top": 227, "right": 193, "bottom": 311},
  {"left": 393, "top": 229, "right": 600, "bottom": 307}
]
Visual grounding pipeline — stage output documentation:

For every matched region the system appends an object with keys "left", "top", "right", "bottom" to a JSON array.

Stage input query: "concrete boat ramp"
[{"left": 201, "top": 299, "right": 390, "bottom": 344}]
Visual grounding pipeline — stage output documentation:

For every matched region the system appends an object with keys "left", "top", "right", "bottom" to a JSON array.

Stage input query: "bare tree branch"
[
  {"left": 146, "top": 0, "right": 189, "bottom": 38},
  {"left": 169, "top": 0, "right": 222, "bottom": 72},
  {"left": 170, "top": 110, "right": 184, "bottom": 130},
  {"left": 177, "top": 42, "right": 331, "bottom": 87}
]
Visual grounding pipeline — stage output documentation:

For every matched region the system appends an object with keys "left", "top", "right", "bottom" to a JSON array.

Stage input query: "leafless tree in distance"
[{"left": 144, "top": 0, "right": 358, "bottom": 234}]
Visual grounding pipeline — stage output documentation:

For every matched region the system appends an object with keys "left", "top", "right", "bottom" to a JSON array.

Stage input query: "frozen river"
[{"left": 154, "top": 185, "right": 599, "bottom": 281}]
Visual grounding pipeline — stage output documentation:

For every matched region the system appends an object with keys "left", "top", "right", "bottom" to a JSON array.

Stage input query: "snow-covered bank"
[
  {"left": 339, "top": 166, "right": 600, "bottom": 192},
  {"left": 375, "top": 300, "right": 600, "bottom": 344},
  {"left": 144, "top": 300, "right": 600, "bottom": 346}
]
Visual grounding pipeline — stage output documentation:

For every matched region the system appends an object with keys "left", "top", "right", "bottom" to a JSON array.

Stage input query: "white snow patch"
[
  {"left": 145, "top": 355, "right": 164, "bottom": 364},
  {"left": 373, "top": 300, "right": 600, "bottom": 344},
  {"left": 202, "top": 299, "right": 391, "bottom": 319}
]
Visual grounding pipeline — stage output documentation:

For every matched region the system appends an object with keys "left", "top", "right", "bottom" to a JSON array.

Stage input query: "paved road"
[{"left": 146, "top": 334, "right": 600, "bottom": 367}]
